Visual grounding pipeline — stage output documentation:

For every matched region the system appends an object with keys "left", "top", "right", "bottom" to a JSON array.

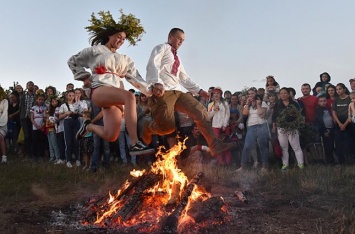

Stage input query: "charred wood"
[
  {"left": 162, "top": 172, "right": 204, "bottom": 234},
  {"left": 109, "top": 172, "right": 163, "bottom": 223}
]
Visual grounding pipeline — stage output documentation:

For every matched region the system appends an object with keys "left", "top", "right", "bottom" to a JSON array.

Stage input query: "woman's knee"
[{"left": 104, "top": 131, "right": 119, "bottom": 142}]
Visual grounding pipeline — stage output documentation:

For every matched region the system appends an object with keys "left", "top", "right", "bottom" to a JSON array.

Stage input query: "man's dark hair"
[
  {"left": 301, "top": 83, "right": 311, "bottom": 89},
  {"left": 169, "top": 28, "right": 184, "bottom": 36}
]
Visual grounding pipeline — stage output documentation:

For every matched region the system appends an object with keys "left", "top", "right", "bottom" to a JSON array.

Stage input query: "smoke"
[{"left": 31, "top": 184, "right": 51, "bottom": 201}]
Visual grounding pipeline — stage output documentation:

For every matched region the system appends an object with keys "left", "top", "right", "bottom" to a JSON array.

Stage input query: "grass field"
[{"left": 0, "top": 153, "right": 354, "bottom": 233}]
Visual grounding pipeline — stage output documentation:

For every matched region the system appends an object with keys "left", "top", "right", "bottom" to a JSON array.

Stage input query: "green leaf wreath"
[
  {"left": 86, "top": 9, "right": 145, "bottom": 46},
  {"left": 276, "top": 105, "right": 305, "bottom": 133}
]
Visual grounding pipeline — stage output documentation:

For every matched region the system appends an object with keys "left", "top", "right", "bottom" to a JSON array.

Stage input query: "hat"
[
  {"left": 349, "top": 78, "right": 355, "bottom": 83},
  {"left": 213, "top": 87, "right": 223, "bottom": 95}
]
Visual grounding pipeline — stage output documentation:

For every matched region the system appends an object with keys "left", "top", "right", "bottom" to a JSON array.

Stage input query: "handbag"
[
  {"left": 272, "top": 138, "right": 282, "bottom": 158},
  {"left": 17, "top": 127, "right": 24, "bottom": 144}
]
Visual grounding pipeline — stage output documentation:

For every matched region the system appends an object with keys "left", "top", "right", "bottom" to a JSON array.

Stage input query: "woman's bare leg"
[
  {"left": 87, "top": 106, "right": 122, "bottom": 141},
  {"left": 89, "top": 86, "right": 139, "bottom": 144}
]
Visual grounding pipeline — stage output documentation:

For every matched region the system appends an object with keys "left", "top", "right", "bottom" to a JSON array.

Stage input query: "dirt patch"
[{"left": 0, "top": 180, "right": 348, "bottom": 234}]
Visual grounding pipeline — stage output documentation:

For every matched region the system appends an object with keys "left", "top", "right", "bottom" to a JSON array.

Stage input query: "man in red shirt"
[{"left": 298, "top": 83, "right": 323, "bottom": 164}]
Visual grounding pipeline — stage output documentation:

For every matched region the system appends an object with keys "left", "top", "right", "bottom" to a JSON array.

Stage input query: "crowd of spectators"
[{"left": 1, "top": 72, "right": 355, "bottom": 173}]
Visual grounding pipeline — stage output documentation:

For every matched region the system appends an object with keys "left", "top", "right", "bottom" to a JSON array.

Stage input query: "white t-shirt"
[
  {"left": 246, "top": 102, "right": 268, "bottom": 127},
  {"left": 31, "top": 105, "right": 46, "bottom": 130}
]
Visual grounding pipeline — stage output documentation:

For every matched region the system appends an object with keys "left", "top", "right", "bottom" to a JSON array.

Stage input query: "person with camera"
[
  {"left": 59, "top": 90, "right": 80, "bottom": 168},
  {"left": 235, "top": 87, "right": 269, "bottom": 173}
]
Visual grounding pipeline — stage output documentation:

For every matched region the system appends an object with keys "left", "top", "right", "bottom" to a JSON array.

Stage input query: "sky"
[{"left": 1, "top": 0, "right": 354, "bottom": 97}]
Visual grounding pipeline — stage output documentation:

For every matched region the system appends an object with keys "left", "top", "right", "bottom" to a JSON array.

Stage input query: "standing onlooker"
[
  {"left": 349, "top": 78, "right": 355, "bottom": 92},
  {"left": 80, "top": 111, "right": 94, "bottom": 170},
  {"left": 66, "top": 83, "right": 74, "bottom": 91},
  {"left": 208, "top": 87, "right": 231, "bottom": 165},
  {"left": 313, "top": 72, "right": 332, "bottom": 96},
  {"left": 298, "top": 83, "right": 323, "bottom": 163},
  {"left": 7, "top": 91, "right": 20, "bottom": 152},
  {"left": 59, "top": 90, "right": 80, "bottom": 168},
  {"left": 229, "top": 93, "right": 244, "bottom": 165},
  {"left": 46, "top": 96, "right": 61, "bottom": 162},
  {"left": 118, "top": 117, "right": 135, "bottom": 166},
  {"left": 265, "top": 91, "right": 278, "bottom": 157},
  {"left": 30, "top": 92, "right": 47, "bottom": 162},
  {"left": 19, "top": 81, "right": 36, "bottom": 159},
  {"left": 325, "top": 84, "right": 338, "bottom": 112},
  {"left": 236, "top": 88, "right": 269, "bottom": 172},
  {"left": 89, "top": 105, "right": 111, "bottom": 172},
  {"left": 224, "top": 90, "right": 232, "bottom": 104},
  {"left": 332, "top": 83, "right": 353, "bottom": 164},
  {"left": 74, "top": 88, "right": 88, "bottom": 125},
  {"left": 15, "top": 85, "right": 24, "bottom": 97},
  {"left": 272, "top": 87, "right": 304, "bottom": 171},
  {"left": 44, "top": 86, "right": 57, "bottom": 108},
  {"left": 316, "top": 94, "right": 335, "bottom": 164},
  {"left": 0, "top": 87, "right": 8, "bottom": 163}
]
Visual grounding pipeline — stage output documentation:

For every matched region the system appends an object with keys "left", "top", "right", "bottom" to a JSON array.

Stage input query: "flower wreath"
[
  {"left": 86, "top": 9, "right": 145, "bottom": 46},
  {"left": 276, "top": 105, "right": 305, "bottom": 133}
]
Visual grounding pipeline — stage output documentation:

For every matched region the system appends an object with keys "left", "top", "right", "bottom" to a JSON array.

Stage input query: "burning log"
[
  {"left": 162, "top": 172, "right": 204, "bottom": 234},
  {"left": 83, "top": 171, "right": 157, "bottom": 222},
  {"left": 165, "top": 182, "right": 181, "bottom": 212},
  {"left": 108, "top": 172, "right": 163, "bottom": 223},
  {"left": 187, "top": 197, "right": 226, "bottom": 223}
]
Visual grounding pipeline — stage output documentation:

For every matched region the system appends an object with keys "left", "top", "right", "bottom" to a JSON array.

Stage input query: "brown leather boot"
[{"left": 210, "top": 139, "right": 236, "bottom": 156}]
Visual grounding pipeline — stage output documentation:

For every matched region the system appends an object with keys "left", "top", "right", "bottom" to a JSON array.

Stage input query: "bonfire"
[{"left": 80, "top": 140, "right": 227, "bottom": 233}]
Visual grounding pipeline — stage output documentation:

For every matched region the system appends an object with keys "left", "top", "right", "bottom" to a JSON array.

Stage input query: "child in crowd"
[
  {"left": 30, "top": 91, "right": 47, "bottom": 162},
  {"left": 80, "top": 111, "right": 93, "bottom": 170},
  {"left": 265, "top": 75, "right": 280, "bottom": 97},
  {"left": 316, "top": 95, "right": 335, "bottom": 164},
  {"left": 313, "top": 72, "right": 332, "bottom": 96},
  {"left": 45, "top": 96, "right": 61, "bottom": 162}
]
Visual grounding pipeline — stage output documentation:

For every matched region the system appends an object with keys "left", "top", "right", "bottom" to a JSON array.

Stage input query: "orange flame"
[{"left": 87, "top": 140, "right": 211, "bottom": 230}]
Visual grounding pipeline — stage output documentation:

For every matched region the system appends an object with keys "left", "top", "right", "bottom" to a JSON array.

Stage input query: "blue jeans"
[
  {"left": 47, "top": 130, "right": 60, "bottom": 160},
  {"left": 57, "top": 131, "right": 65, "bottom": 160},
  {"left": 91, "top": 133, "right": 110, "bottom": 169},
  {"left": 119, "top": 130, "right": 135, "bottom": 163},
  {"left": 241, "top": 123, "right": 269, "bottom": 167},
  {"left": 63, "top": 118, "right": 80, "bottom": 162}
]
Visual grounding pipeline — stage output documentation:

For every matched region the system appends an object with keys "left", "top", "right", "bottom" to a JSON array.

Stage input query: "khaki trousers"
[{"left": 147, "top": 90, "right": 216, "bottom": 146}]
